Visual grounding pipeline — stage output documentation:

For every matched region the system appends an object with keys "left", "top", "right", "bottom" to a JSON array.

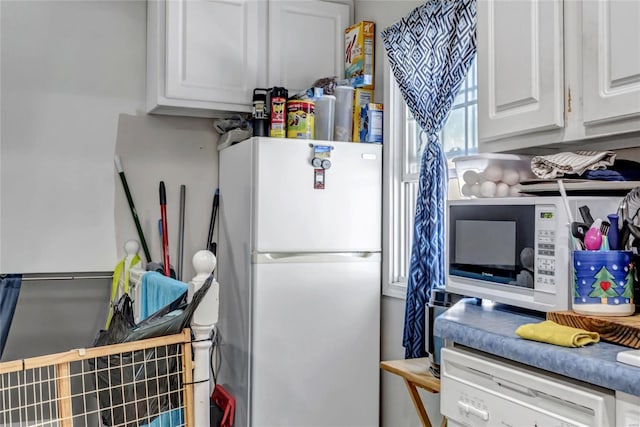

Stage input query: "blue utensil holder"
[{"left": 572, "top": 250, "right": 635, "bottom": 316}]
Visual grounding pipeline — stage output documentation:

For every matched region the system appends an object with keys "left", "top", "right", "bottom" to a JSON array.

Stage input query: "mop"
[{"left": 105, "top": 240, "right": 141, "bottom": 328}]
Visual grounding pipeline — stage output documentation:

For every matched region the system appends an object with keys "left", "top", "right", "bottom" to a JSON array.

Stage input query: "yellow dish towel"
[{"left": 515, "top": 320, "right": 600, "bottom": 347}]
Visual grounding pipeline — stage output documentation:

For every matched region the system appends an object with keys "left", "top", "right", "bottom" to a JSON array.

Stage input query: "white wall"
[
  {"left": 355, "top": 1, "right": 446, "bottom": 426},
  {"left": 1, "top": 0, "right": 143, "bottom": 273},
  {"left": 1, "top": 0, "right": 218, "bottom": 359}
]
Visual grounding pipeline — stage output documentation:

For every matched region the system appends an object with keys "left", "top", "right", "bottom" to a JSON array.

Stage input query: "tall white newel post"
[{"left": 189, "top": 250, "right": 219, "bottom": 427}]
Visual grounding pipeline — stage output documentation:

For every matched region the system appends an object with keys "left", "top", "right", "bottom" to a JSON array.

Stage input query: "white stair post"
[
  {"left": 189, "top": 250, "right": 218, "bottom": 427},
  {"left": 123, "top": 238, "right": 140, "bottom": 285},
  {"left": 123, "top": 239, "right": 140, "bottom": 267},
  {"left": 121, "top": 239, "right": 146, "bottom": 323}
]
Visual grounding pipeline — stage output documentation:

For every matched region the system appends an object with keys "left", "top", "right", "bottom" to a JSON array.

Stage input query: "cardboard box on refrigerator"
[
  {"left": 360, "top": 103, "right": 383, "bottom": 144},
  {"left": 345, "top": 21, "right": 375, "bottom": 89},
  {"left": 352, "top": 88, "right": 374, "bottom": 142}
]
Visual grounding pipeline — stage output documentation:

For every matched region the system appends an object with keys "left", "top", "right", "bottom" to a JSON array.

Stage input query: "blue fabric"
[
  {"left": 382, "top": 0, "right": 476, "bottom": 358},
  {"left": 147, "top": 408, "right": 184, "bottom": 426},
  {"left": 581, "top": 160, "right": 640, "bottom": 181},
  {"left": 0, "top": 274, "right": 22, "bottom": 358},
  {"left": 140, "top": 272, "right": 188, "bottom": 321}
]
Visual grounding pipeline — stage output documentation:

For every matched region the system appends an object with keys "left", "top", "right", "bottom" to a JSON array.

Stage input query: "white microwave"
[{"left": 445, "top": 196, "right": 620, "bottom": 312}]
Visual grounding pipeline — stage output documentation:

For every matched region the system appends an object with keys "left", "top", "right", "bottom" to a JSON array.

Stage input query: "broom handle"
[
  {"left": 114, "top": 156, "right": 152, "bottom": 263},
  {"left": 160, "top": 181, "right": 171, "bottom": 277},
  {"left": 177, "top": 185, "right": 186, "bottom": 281},
  {"left": 206, "top": 189, "right": 219, "bottom": 254}
]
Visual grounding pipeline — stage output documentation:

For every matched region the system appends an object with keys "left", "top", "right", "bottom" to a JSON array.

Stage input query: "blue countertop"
[{"left": 434, "top": 298, "right": 640, "bottom": 396}]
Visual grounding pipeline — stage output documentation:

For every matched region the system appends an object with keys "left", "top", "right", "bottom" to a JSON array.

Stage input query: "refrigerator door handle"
[{"left": 252, "top": 252, "right": 381, "bottom": 264}]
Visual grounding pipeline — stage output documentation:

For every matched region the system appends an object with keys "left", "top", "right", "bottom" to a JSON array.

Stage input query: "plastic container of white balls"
[{"left": 453, "top": 154, "right": 534, "bottom": 198}]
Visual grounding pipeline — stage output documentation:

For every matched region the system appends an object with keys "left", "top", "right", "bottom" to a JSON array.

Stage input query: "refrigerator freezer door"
[
  {"left": 250, "top": 255, "right": 380, "bottom": 427},
  {"left": 253, "top": 138, "right": 381, "bottom": 252}
]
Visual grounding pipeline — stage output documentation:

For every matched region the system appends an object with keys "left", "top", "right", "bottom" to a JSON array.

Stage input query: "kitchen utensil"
[
  {"left": 558, "top": 180, "right": 573, "bottom": 222},
  {"left": 558, "top": 179, "right": 581, "bottom": 250},
  {"left": 618, "top": 186, "right": 640, "bottom": 227},
  {"left": 114, "top": 155, "right": 152, "bottom": 263},
  {"left": 622, "top": 222, "right": 640, "bottom": 253},
  {"left": 607, "top": 214, "right": 620, "bottom": 250},
  {"left": 599, "top": 219, "right": 610, "bottom": 251},
  {"left": 579, "top": 205, "right": 594, "bottom": 227},
  {"left": 159, "top": 181, "right": 171, "bottom": 277},
  {"left": 628, "top": 222, "right": 640, "bottom": 238},
  {"left": 571, "top": 222, "right": 589, "bottom": 243},
  {"left": 584, "top": 219, "right": 603, "bottom": 250},
  {"left": 619, "top": 219, "right": 632, "bottom": 250}
]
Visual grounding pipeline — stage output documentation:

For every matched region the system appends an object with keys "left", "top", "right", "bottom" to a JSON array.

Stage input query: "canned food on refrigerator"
[{"left": 287, "top": 100, "right": 315, "bottom": 139}]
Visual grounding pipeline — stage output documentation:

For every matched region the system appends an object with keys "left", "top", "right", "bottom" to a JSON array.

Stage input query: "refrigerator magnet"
[
  {"left": 313, "top": 144, "right": 333, "bottom": 159},
  {"left": 314, "top": 168, "right": 325, "bottom": 189}
]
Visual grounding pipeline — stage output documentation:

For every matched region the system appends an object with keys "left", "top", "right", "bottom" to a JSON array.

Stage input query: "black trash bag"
[
  {"left": 93, "top": 293, "right": 137, "bottom": 347},
  {"left": 92, "top": 343, "right": 183, "bottom": 427},
  {"left": 89, "top": 275, "right": 213, "bottom": 427}
]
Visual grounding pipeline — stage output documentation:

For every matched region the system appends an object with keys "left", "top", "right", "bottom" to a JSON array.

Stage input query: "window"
[{"left": 383, "top": 60, "right": 477, "bottom": 298}]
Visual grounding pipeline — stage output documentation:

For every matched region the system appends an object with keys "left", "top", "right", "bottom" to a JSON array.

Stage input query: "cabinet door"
[
  {"left": 583, "top": 0, "right": 640, "bottom": 126},
  {"left": 165, "top": 0, "right": 266, "bottom": 108},
  {"left": 478, "top": 0, "right": 564, "bottom": 145},
  {"left": 268, "top": 1, "right": 350, "bottom": 94}
]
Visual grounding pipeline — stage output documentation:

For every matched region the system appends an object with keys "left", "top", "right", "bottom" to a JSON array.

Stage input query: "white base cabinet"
[
  {"left": 147, "top": 0, "right": 352, "bottom": 118},
  {"left": 478, "top": 0, "right": 640, "bottom": 152},
  {"left": 617, "top": 392, "right": 640, "bottom": 427},
  {"left": 441, "top": 347, "right": 616, "bottom": 427}
]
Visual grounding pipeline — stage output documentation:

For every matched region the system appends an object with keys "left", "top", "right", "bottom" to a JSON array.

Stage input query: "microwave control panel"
[{"left": 535, "top": 205, "right": 558, "bottom": 294}]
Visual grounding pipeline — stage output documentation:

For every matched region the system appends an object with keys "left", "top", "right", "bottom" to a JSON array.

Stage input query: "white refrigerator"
[{"left": 217, "top": 137, "right": 381, "bottom": 427}]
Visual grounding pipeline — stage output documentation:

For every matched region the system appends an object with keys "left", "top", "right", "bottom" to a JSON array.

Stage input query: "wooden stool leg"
[
  {"left": 403, "top": 379, "right": 433, "bottom": 427},
  {"left": 440, "top": 416, "right": 447, "bottom": 427}
]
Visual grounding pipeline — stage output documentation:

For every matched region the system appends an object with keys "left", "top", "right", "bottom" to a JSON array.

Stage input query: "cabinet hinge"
[{"left": 567, "top": 88, "right": 572, "bottom": 114}]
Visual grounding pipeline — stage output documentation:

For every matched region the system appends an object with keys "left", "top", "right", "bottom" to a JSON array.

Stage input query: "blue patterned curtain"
[
  {"left": 0, "top": 274, "right": 22, "bottom": 358},
  {"left": 382, "top": 0, "right": 476, "bottom": 358}
]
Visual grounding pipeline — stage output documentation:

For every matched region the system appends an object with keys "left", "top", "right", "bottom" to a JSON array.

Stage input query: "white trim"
[
  {"left": 382, "top": 57, "right": 478, "bottom": 300},
  {"left": 382, "top": 59, "right": 408, "bottom": 299},
  {"left": 383, "top": 281, "right": 408, "bottom": 299}
]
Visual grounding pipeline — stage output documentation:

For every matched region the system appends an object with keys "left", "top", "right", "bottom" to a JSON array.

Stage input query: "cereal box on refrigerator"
[
  {"left": 360, "top": 103, "right": 383, "bottom": 144},
  {"left": 352, "top": 88, "right": 374, "bottom": 142},
  {"left": 345, "top": 21, "right": 375, "bottom": 89}
]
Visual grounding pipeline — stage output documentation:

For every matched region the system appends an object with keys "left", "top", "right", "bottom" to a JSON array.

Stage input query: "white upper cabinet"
[
  {"left": 582, "top": 0, "right": 640, "bottom": 127},
  {"left": 147, "top": 0, "right": 267, "bottom": 117},
  {"left": 478, "top": 0, "right": 640, "bottom": 152},
  {"left": 147, "top": 0, "right": 351, "bottom": 117},
  {"left": 268, "top": 1, "right": 351, "bottom": 94},
  {"left": 478, "top": 0, "right": 564, "bottom": 145}
]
